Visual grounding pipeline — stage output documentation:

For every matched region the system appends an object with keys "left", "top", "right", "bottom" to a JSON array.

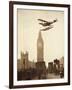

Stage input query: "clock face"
[{"left": 38, "top": 42, "right": 42, "bottom": 47}]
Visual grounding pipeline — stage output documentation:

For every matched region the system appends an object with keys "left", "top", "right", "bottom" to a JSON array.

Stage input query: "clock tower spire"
[{"left": 37, "top": 31, "right": 44, "bottom": 62}]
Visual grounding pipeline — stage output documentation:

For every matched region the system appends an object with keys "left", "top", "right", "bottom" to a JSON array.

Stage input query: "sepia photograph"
[
  {"left": 9, "top": 1, "right": 70, "bottom": 88},
  {"left": 17, "top": 9, "right": 64, "bottom": 80}
]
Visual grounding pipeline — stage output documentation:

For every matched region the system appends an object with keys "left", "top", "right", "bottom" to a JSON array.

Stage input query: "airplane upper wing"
[{"left": 38, "top": 19, "right": 48, "bottom": 22}]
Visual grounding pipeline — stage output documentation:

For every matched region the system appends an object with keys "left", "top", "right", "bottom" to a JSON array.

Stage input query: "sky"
[{"left": 17, "top": 9, "right": 64, "bottom": 67}]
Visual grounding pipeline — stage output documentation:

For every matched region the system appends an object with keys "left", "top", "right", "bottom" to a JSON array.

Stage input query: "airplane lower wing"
[{"left": 40, "top": 26, "right": 53, "bottom": 31}]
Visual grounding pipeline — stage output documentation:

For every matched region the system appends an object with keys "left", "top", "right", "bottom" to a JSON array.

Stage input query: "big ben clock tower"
[{"left": 37, "top": 31, "right": 44, "bottom": 62}]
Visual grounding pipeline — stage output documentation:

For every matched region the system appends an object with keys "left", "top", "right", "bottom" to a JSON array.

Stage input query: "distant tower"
[
  {"left": 21, "top": 51, "right": 29, "bottom": 70},
  {"left": 37, "top": 31, "right": 44, "bottom": 62}
]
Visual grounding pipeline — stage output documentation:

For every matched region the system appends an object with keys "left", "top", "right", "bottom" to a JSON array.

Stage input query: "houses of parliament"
[
  {"left": 17, "top": 31, "right": 46, "bottom": 80},
  {"left": 17, "top": 31, "right": 64, "bottom": 80}
]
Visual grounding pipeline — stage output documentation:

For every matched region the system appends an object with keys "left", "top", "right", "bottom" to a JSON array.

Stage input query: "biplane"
[{"left": 38, "top": 19, "right": 57, "bottom": 31}]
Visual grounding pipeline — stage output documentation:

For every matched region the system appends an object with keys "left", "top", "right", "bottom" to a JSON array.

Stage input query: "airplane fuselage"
[
  {"left": 38, "top": 19, "right": 57, "bottom": 26},
  {"left": 39, "top": 22, "right": 53, "bottom": 26}
]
